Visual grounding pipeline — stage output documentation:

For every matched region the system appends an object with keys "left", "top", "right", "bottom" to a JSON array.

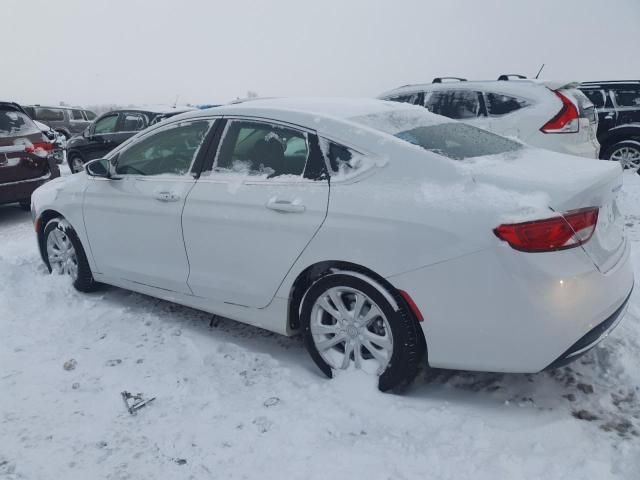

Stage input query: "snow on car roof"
[{"left": 124, "top": 104, "right": 196, "bottom": 114}]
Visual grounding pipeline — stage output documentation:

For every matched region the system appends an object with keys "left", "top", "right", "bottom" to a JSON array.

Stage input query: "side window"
[
  {"left": 94, "top": 115, "right": 119, "bottom": 134},
  {"left": 215, "top": 120, "right": 309, "bottom": 178},
  {"left": 119, "top": 113, "right": 147, "bottom": 132},
  {"left": 85, "top": 110, "right": 97, "bottom": 120},
  {"left": 387, "top": 93, "right": 421, "bottom": 105},
  {"left": 424, "top": 90, "right": 484, "bottom": 119},
  {"left": 71, "top": 109, "right": 85, "bottom": 120},
  {"left": 485, "top": 93, "right": 529, "bottom": 116},
  {"left": 321, "top": 139, "right": 366, "bottom": 177},
  {"left": 35, "top": 107, "right": 64, "bottom": 122},
  {"left": 115, "top": 121, "right": 212, "bottom": 176},
  {"left": 582, "top": 89, "right": 606, "bottom": 109},
  {"left": 613, "top": 88, "right": 640, "bottom": 108}
]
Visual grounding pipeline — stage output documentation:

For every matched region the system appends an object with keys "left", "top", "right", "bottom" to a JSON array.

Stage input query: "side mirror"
[{"left": 85, "top": 158, "right": 111, "bottom": 178}]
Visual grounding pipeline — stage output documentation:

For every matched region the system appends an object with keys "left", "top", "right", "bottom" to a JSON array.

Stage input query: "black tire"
[
  {"left": 300, "top": 272, "right": 424, "bottom": 392},
  {"left": 601, "top": 140, "right": 640, "bottom": 170},
  {"left": 43, "top": 218, "right": 96, "bottom": 292},
  {"left": 67, "top": 153, "right": 85, "bottom": 173},
  {"left": 18, "top": 199, "right": 31, "bottom": 211}
]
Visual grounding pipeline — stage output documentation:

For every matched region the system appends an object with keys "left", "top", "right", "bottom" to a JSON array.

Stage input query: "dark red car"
[{"left": 0, "top": 101, "right": 60, "bottom": 209}]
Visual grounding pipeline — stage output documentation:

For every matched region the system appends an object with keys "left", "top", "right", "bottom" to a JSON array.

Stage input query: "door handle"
[
  {"left": 155, "top": 191, "right": 180, "bottom": 202},
  {"left": 265, "top": 197, "right": 305, "bottom": 213}
]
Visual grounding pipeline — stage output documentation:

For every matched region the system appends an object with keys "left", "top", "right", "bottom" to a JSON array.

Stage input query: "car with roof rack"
[
  {"left": 22, "top": 105, "right": 97, "bottom": 140},
  {"left": 579, "top": 80, "right": 640, "bottom": 170},
  {"left": 379, "top": 75, "right": 599, "bottom": 159},
  {"left": 65, "top": 105, "right": 196, "bottom": 173}
]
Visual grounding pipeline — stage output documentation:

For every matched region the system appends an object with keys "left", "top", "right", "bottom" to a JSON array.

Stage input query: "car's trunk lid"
[
  {"left": 469, "top": 149, "right": 625, "bottom": 272},
  {"left": 0, "top": 132, "right": 51, "bottom": 183}
]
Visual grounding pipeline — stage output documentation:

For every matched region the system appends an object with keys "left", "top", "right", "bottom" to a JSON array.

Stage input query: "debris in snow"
[
  {"left": 72, "top": 382, "right": 80, "bottom": 390},
  {"left": 577, "top": 383, "right": 595, "bottom": 394},
  {"left": 106, "top": 359, "right": 122, "bottom": 367},
  {"left": 63, "top": 359, "right": 77, "bottom": 371},
  {"left": 121, "top": 391, "right": 156, "bottom": 415},
  {"left": 174, "top": 458, "right": 187, "bottom": 466},
  {"left": 263, "top": 397, "right": 280, "bottom": 408},
  {"left": 573, "top": 410, "right": 599, "bottom": 421}
]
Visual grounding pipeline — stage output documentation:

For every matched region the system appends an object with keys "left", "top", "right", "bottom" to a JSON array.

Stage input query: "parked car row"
[
  {"left": 30, "top": 97, "right": 633, "bottom": 391},
  {"left": 65, "top": 105, "right": 195, "bottom": 173},
  {"left": 22, "top": 105, "right": 96, "bottom": 140}
]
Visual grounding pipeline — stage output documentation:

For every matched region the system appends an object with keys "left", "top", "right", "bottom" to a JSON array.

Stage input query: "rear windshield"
[
  {"left": 352, "top": 110, "right": 521, "bottom": 160},
  {"left": 0, "top": 108, "right": 40, "bottom": 137}
]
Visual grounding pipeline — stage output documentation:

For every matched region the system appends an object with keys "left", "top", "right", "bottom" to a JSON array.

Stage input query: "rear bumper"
[
  {"left": 388, "top": 239, "right": 634, "bottom": 373},
  {"left": 0, "top": 162, "right": 60, "bottom": 205},
  {"left": 545, "top": 283, "right": 632, "bottom": 369}
]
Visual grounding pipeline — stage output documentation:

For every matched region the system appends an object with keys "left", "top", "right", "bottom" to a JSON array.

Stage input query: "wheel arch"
[{"left": 287, "top": 260, "right": 425, "bottom": 341}]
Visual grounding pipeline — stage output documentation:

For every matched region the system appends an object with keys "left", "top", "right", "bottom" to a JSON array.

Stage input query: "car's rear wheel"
[
  {"left": 44, "top": 218, "right": 96, "bottom": 292},
  {"left": 603, "top": 140, "right": 640, "bottom": 171},
  {"left": 300, "top": 272, "right": 423, "bottom": 392},
  {"left": 68, "top": 154, "right": 85, "bottom": 173}
]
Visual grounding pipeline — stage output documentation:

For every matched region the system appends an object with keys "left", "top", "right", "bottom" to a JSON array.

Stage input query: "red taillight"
[
  {"left": 494, "top": 207, "right": 599, "bottom": 253},
  {"left": 540, "top": 90, "right": 579, "bottom": 134},
  {"left": 25, "top": 142, "right": 54, "bottom": 158}
]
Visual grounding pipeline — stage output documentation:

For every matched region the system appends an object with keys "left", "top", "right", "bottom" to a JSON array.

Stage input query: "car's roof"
[
  {"left": 188, "top": 97, "right": 418, "bottom": 121},
  {"left": 580, "top": 80, "right": 640, "bottom": 88},
  {"left": 379, "top": 79, "right": 579, "bottom": 100},
  {"left": 121, "top": 105, "right": 196, "bottom": 115}
]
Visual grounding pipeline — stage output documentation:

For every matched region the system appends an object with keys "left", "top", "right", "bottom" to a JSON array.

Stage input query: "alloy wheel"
[
  {"left": 46, "top": 228, "right": 79, "bottom": 280},
  {"left": 610, "top": 146, "right": 640, "bottom": 170},
  {"left": 310, "top": 286, "right": 393, "bottom": 375}
]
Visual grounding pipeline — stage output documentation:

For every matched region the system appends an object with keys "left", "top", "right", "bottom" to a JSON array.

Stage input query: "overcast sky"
[{"left": 3, "top": 0, "right": 639, "bottom": 107}]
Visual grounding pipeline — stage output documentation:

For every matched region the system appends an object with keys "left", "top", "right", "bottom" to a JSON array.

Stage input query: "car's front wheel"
[
  {"left": 300, "top": 272, "right": 423, "bottom": 392},
  {"left": 44, "top": 218, "right": 96, "bottom": 292},
  {"left": 603, "top": 140, "right": 640, "bottom": 171}
]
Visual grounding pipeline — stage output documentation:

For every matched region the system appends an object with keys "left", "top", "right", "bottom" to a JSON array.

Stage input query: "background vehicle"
[
  {"left": 379, "top": 76, "right": 599, "bottom": 159},
  {"left": 65, "top": 105, "right": 195, "bottom": 173},
  {"left": 579, "top": 80, "right": 640, "bottom": 169},
  {"left": 0, "top": 101, "right": 60, "bottom": 209},
  {"left": 22, "top": 105, "right": 96, "bottom": 139},
  {"left": 32, "top": 99, "right": 632, "bottom": 391}
]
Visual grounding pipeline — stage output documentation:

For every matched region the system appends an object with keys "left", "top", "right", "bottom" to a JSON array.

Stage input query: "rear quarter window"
[
  {"left": 34, "top": 107, "right": 64, "bottom": 122},
  {"left": 613, "top": 88, "right": 640, "bottom": 107},
  {"left": 485, "top": 93, "right": 529, "bottom": 116}
]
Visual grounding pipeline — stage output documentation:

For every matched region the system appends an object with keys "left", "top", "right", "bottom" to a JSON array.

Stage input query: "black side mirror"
[{"left": 85, "top": 158, "right": 111, "bottom": 178}]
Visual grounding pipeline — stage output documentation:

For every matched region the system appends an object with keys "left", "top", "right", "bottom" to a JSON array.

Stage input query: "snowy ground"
[{"left": 1, "top": 169, "right": 639, "bottom": 480}]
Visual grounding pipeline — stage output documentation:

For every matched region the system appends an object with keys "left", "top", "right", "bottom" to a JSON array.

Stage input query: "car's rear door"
[
  {"left": 83, "top": 118, "right": 216, "bottom": 293},
  {"left": 182, "top": 117, "right": 330, "bottom": 308},
  {"left": 612, "top": 85, "right": 640, "bottom": 125}
]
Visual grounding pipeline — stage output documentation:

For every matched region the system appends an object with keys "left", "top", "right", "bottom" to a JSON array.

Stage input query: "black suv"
[
  {"left": 23, "top": 105, "right": 96, "bottom": 139},
  {"left": 65, "top": 106, "right": 194, "bottom": 173},
  {"left": 579, "top": 81, "right": 640, "bottom": 169}
]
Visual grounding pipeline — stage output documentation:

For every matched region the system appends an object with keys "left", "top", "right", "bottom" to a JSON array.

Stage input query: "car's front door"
[
  {"left": 85, "top": 113, "right": 121, "bottom": 161},
  {"left": 83, "top": 118, "right": 215, "bottom": 293},
  {"left": 182, "top": 118, "right": 330, "bottom": 308}
]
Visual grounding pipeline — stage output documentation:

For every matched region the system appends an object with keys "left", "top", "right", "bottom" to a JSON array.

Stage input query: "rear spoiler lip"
[{"left": 539, "top": 80, "right": 581, "bottom": 90}]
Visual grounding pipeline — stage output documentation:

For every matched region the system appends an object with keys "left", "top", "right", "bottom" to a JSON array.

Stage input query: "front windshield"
[{"left": 352, "top": 110, "right": 522, "bottom": 160}]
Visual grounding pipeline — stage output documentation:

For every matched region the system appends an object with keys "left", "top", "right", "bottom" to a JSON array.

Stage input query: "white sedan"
[{"left": 31, "top": 98, "right": 633, "bottom": 391}]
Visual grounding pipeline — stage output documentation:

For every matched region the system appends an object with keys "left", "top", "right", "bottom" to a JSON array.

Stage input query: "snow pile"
[{"left": 0, "top": 173, "right": 639, "bottom": 479}]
